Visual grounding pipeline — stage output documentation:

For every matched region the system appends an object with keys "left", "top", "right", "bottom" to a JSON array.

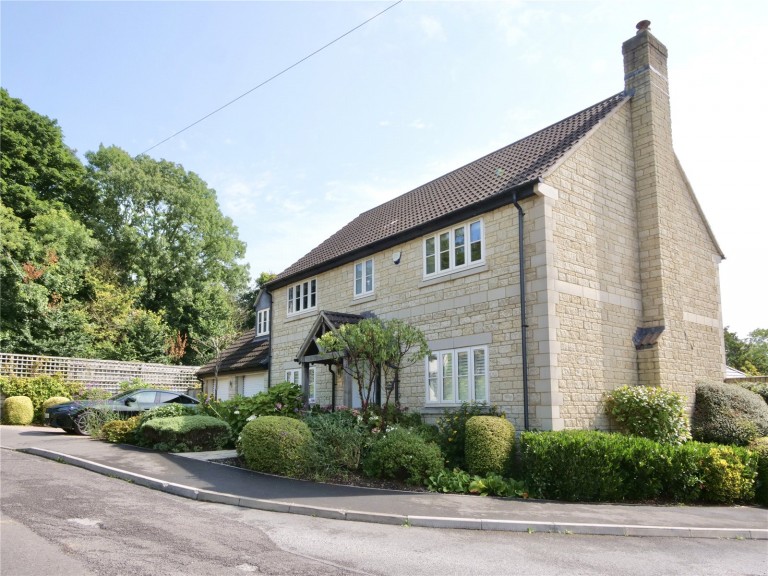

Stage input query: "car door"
[{"left": 124, "top": 391, "right": 159, "bottom": 413}]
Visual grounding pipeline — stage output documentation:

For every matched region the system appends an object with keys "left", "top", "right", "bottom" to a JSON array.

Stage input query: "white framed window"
[
  {"left": 353, "top": 258, "right": 374, "bottom": 298},
  {"left": 287, "top": 278, "right": 317, "bottom": 315},
  {"left": 256, "top": 308, "right": 270, "bottom": 336},
  {"left": 426, "top": 346, "right": 488, "bottom": 404},
  {"left": 424, "top": 219, "right": 484, "bottom": 277},
  {"left": 285, "top": 366, "right": 317, "bottom": 403}
]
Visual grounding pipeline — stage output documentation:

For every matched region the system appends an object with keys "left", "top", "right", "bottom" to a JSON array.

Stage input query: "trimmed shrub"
[
  {"left": 737, "top": 382, "right": 768, "bottom": 405},
  {"left": 239, "top": 416, "right": 312, "bottom": 476},
  {"left": 520, "top": 430, "right": 757, "bottom": 504},
  {"left": 0, "top": 375, "right": 83, "bottom": 423},
  {"left": 303, "top": 410, "right": 370, "bottom": 479},
  {"left": 436, "top": 402, "right": 504, "bottom": 469},
  {"left": 140, "top": 415, "right": 231, "bottom": 452},
  {"left": 41, "top": 396, "right": 72, "bottom": 412},
  {"left": 692, "top": 383, "right": 768, "bottom": 445},
  {"left": 748, "top": 437, "right": 768, "bottom": 507},
  {"left": 137, "top": 403, "right": 199, "bottom": 426},
  {"left": 465, "top": 416, "right": 515, "bottom": 476},
  {"left": 362, "top": 428, "right": 444, "bottom": 486},
  {"left": 2, "top": 396, "right": 34, "bottom": 425},
  {"left": 605, "top": 385, "right": 691, "bottom": 444},
  {"left": 100, "top": 416, "right": 142, "bottom": 444},
  {"left": 699, "top": 445, "right": 756, "bottom": 503}
]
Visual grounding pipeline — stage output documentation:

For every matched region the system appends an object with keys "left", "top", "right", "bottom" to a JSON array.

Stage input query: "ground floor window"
[
  {"left": 285, "top": 367, "right": 316, "bottom": 403},
  {"left": 426, "top": 346, "right": 488, "bottom": 403}
]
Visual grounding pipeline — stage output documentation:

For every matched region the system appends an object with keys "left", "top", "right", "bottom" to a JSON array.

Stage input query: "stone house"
[{"left": 261, "top": 22, "right": 725, "bottom": 431}]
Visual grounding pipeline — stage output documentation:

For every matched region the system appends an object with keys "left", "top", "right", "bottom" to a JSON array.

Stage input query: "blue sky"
[{"left": 2, "top": 1, "right": 766, "bottom": 338}]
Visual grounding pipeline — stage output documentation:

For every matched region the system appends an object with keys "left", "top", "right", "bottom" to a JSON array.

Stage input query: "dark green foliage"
[
  {"left": 303, "top": 410, "right": 370, "bottom": 479},
  {"left": 426, "top": 468, "right": 528, "bottom": 498},
  {"left": 137, "top": 403, "right": 199, "bottom": 425},
  {"left": 140, "top": 415, "right": 231, "bottom": 452},
  {"left": 737, "top": 381, "right": 768, "bottom": 405},
  {"left": 520, "top": 430, "right": 757, "bottom": 504},
  {"left": 748, "top": 437, "right": 768, "bottom": 507},
  {"left": 362, "top": 428, "right": 444, "bottom": 486},
  {"left": 0, "top": 375, "right": 82, "bottom": 423},
  {"left": 238, "top": 416, "right": 312, "bottom": 476},
  {"left": 436, "top": 402, "right": 504, "bottom": 469},
  {"left": 692, "top": 383, "right": 768, "bottom": 445},
  {"left": 604, "top": 385, "right": 691, "bottom": 444},
  {"left": 2, "top": 396, "right": 34, "bottom": 425},
  {"left": 464, "top": 416, "right": 515, "bottom": 476},
  {"left": 100, "top": 415, "right": 141, "bottom": 444},
  {"left": 200, "top": 382, "right": 304, "bottom": 443}
]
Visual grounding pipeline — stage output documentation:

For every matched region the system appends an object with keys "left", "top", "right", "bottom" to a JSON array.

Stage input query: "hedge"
[
  {"left": 692, "top": 383, "right": 768, "bottom": 445},
  {"left": 238, "top": 416, "right": 312, "bottom": 476},
  {"left": 140, "top": 415, "right": 231, "bottom": 452},
  {"left": 464, "top": 416, "right": 515, "bottom": 476},
  {"left": 520, "top": 430, "right": 757, "bottom": 504}
]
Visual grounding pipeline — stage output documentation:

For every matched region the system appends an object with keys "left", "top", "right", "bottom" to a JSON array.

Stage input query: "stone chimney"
[{"left": 623, "top": 21, "right": 676, "bottom": 388}]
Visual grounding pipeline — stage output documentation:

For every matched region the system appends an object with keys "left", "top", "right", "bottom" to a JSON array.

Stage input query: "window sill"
[
  {"left": 285, "top": 309, "right": 318, "bottom": 323},
  {"left": 420, "top": 263, "right": 488, "bottom": 288},
  {"left": 350, "top": 293, "right": 376, "bottom": 306}
]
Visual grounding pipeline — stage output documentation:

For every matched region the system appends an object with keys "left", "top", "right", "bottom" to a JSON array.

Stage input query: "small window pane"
[
  {"left": 474, "top": 348, "right": 487, "bottom": 401},
  {"left": 441, "top": 352, "right": 454, "bottom": 402},
  {"left": 439, "top": 232, "right": 451, "bottom": 271},
  {"left": 355, "top": 263, "right": 363, "bottom": 295},
  {"left": 365, "top": 259, "right": 373, "bottom": 292},
  {"left": 457, "top": 351, "right": 470, "bottom": 401},
  {"left": 470, "top": 221, "right": 482, "bottom": 262},
  {"left": 427, "top": 354, "right": 438, "bottom": 401},
  {"left": 454, "top": 227, "right": 465, "bottom": 266},
  {"left": 425, "top": 238, "right": 436, "bottom": 274}
]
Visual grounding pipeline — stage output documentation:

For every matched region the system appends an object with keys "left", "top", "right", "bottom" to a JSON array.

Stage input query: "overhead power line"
[{"left": 141, "top": 0, "right": 404, "bottom": 155}]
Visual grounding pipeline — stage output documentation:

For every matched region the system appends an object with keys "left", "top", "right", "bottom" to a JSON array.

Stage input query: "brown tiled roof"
[
  {"left": 272, "top": 92, "right": 628, "bottom": 285},
  {"left": 196, "top": 329, "right": 269, "bottom": 378}
]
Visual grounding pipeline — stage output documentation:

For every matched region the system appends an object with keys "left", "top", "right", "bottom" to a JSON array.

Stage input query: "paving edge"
[{"left": 17, "top": 447, "right": 768, "bottom": 540}]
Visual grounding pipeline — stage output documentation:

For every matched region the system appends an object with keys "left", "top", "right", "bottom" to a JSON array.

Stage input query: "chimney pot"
[{"left": 636, "top": 20, "right": 651, "bottom": 33}]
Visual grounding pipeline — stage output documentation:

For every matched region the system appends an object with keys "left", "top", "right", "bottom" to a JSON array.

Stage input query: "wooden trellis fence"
[{"left": 0, "top": 353, "right": 200, "bottom": 394}]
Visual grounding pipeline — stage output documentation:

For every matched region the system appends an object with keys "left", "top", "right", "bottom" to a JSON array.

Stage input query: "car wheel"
[{"left": 74, "top": 412, "right": 90, "bottom": 436}]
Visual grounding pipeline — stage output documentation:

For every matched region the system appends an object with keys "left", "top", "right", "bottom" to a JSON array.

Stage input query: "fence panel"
[{"left": 0, "top": 353, "right": 200, "bottom": 394}]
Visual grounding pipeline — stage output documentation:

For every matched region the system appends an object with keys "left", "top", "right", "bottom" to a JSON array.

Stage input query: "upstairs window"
[
  {"left": 424, "top": 219, "right": 484, "bottom": 277},
  {"left": 353, "top": 258, "right": 374, "bottom": 298},
  {"left": 287, "top": 279, "right": 317, "bottom": 315},
  {"left": 256, "top": 308, "right": 270, "bottom": 336}
]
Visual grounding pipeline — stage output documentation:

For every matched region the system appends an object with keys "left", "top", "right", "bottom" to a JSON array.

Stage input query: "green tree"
[
  {"left": 316, "top": 318, "right": 429, "bottom": 414},
  {"left": 726, "top": 328, "right": 768, "bottom": 376},
  {"left": 0, "top": 88, "right": 87, "bottom": 221},
  {"left": 83, "top": 146, "right": 250, "bottom": 362}
]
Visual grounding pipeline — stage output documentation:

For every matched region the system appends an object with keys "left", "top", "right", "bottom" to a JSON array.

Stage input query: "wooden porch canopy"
[{"left": 294, "top": 311, "right": 369, "bottom": 407}]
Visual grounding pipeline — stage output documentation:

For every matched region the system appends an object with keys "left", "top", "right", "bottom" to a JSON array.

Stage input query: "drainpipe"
[
  {"left": 329, "top": 364, "right": 336, "bottom": 412},
  {"left": 512, "top": 193, "right": 530, "bottom": 431}
]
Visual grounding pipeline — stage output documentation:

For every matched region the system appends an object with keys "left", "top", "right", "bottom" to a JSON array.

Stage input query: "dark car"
[{"left": 45, "top": 388, "right": 199, "bottom": 435}]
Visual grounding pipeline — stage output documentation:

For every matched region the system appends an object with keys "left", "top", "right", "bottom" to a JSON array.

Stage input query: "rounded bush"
[
  {"left": 239, "top": 416, "right": 312, "bottom": 476},
  {"left": 2, "top": 396, "right": 34, "bottom": 425},
  {"left": 140, "top": 415, "right": 231, "bottom": 452},
  {"left": 465, "top": 416, "right": 515, "bottom": 476},
  {"left": 692, "top": 383, "right": 768, "bottom": 445},
  {"left": 362, "top": 428, "right": 444, "bottom": 486},
  {"left": 42, "top": 396, "right": 71, "bottom": 413},
  {"left": 605, "top": 385, "right": 691, "bottom": 444}
]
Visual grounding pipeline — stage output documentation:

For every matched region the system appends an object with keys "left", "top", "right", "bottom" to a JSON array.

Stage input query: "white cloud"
[{"left": 420, "top": 15, "right": 445, "bottom": 41}]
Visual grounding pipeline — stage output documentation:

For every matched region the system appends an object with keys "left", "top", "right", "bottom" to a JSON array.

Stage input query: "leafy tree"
[
  {"left": 0, "top": 88, "right": 87, "bottom": 220},
  {"left": 726, "top": 328, "right": 768, "bottom": 376},
  {"left": 316, "top": 318, "right": 429, "bottom": 415},
  {"left": 83, "top": 145, "right": 250, "bottom": 362}
]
